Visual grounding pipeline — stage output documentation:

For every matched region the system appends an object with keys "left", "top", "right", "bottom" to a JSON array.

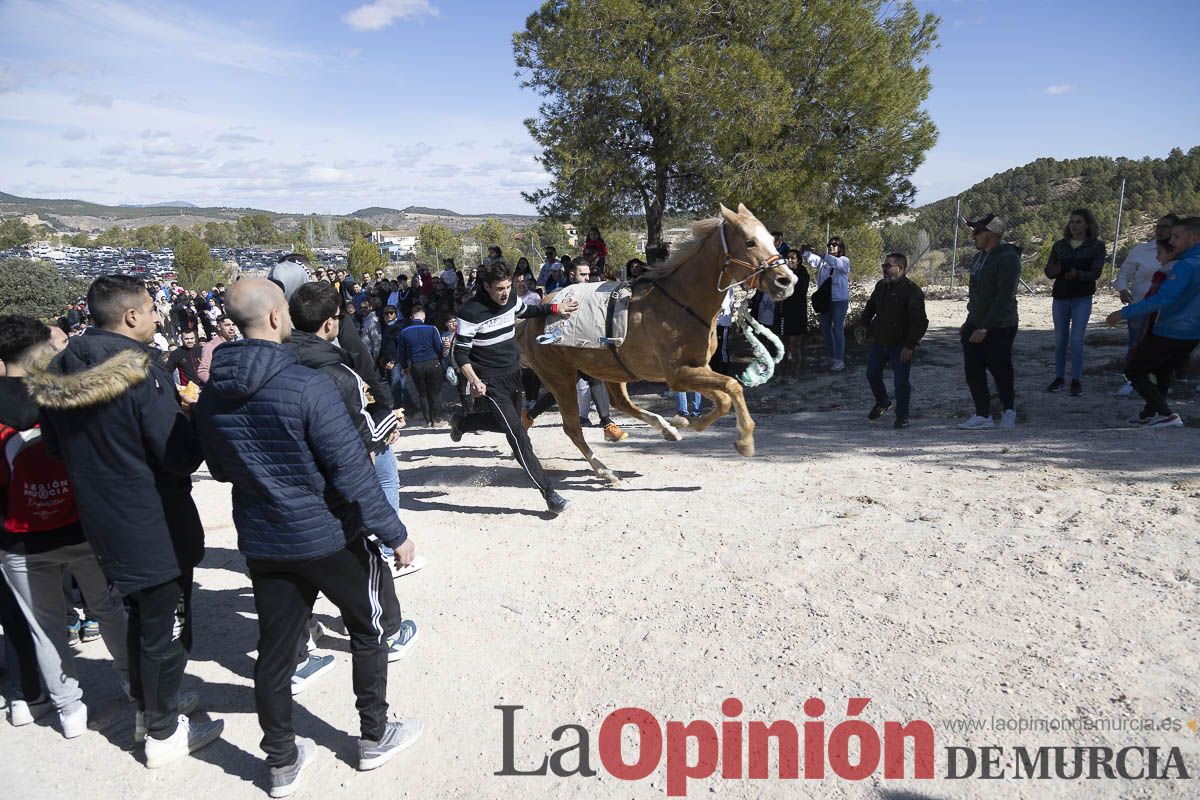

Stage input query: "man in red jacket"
[{"left": 0, "top": 316, "right": 130, "bottom": 739}]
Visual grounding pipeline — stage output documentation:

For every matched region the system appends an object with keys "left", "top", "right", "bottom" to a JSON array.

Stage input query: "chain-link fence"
[{"left": 876, "top": 175, "right": 1168, "bottom": 293}]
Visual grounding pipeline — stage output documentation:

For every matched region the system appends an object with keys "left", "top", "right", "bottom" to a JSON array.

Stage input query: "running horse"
[{"left": 516, "top": 203, "right": 797, "bottom": 484}]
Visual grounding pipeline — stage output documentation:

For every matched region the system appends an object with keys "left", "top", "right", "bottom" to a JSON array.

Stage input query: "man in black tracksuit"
[
  {"left": 450, "top": 260, "right": 578, "bottom": 515},
  {"left": 195, "top": 279, "right": 421, "bottom": 793}
]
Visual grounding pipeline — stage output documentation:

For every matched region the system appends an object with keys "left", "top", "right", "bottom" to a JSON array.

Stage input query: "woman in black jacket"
[{"left": 1044, "top": 208, "right": 1107, "bottom": 396}]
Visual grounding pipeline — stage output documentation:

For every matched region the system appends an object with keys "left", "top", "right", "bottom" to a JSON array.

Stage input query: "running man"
[{"left": 450, "top": 260, "right": 578, "bottom": 515}]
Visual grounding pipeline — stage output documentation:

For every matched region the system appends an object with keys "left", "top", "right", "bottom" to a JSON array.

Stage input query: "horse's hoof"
[
  {"left": 598, "top": 469, "right": 621, "bottom": 486},
  {"left": 669, "top": 414, "right": 691, "bottom": 430},
  {"left": 661, "top": 425, "right": 683, "bottom": 442},
  {"left": 735, "top": 439, "right": 755, "bottom": 457}
]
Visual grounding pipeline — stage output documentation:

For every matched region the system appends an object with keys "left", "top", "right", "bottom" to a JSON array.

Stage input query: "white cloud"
[
  {"left": 73, "top": 92, "right": 114, "bottom": 108},
  {"left": 62, "top": 126, "right": 90, "bottom": 140},
  {"left": 343, "top": 0, "right": 438, "bottom": 32},
  {"left": 0, "top": 0, "right": 312, "bottom": 77},
  {"left": 1044, "top": 84, "right": 1073, "bottom": 96},
  {"left": 0, "top": 64, "right": 16, "bottom": 93}
]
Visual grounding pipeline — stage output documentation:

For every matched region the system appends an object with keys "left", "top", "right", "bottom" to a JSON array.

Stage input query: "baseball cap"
[
  {"left": 966, "top": 214, "right": 1006, "bottom": 235},
  {"left": 267, "top": 259, "right": 310, "bottom": 301}
]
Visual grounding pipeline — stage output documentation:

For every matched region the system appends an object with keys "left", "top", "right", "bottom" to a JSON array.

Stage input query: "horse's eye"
[{"left": 746, "top": 240, "right": 756, "bottom": 248}]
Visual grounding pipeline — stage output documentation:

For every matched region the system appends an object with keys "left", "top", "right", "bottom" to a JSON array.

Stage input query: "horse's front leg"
[
  {"left": 605, "top": 381, "right": 682, "bottom": 442},
  {"left": 667, "top": 366, "right": 756, "bottom": 457}
]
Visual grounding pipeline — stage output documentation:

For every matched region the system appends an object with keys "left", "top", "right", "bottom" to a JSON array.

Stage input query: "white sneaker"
[
  {"left": 1146, "top": 413, "right": 1183, "bottom": 428},
  {"left": 135, "top": 690, "right": 200, "bottom": 743},
  {"left": 388, "top": 553, "right": 427, "bottom": 579},
  {"left": 144, "top": 714, "right": 224, "bottom": 769},
  {"left": 269, "top": 737, "right": 318, "bottom": 798},
  {"left": 999, "top": 409, "right": 1017, "bottom": 429},
  {"left": 9, "top": 697, "right": 53, "bottom": 726},
  {"left": 1116, "top": 381, "right": 1134, "bottom": 396},
  {"left": 60, "top": 703, "right": 88, "bottom": 739},
  {"left": 830, "top": 360, "right": 845, "bottom": 372},
  {"left": 957, "top": 414, "right": 994, "bottom": 430}
]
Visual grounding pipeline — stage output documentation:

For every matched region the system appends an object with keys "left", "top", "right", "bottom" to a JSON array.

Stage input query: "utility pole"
[
  {"left": 951, "top": 196, "right": 961, "bottom": 286},
  {"left": 1110, "top": 178, "right": 1126, "bottom": 282}
]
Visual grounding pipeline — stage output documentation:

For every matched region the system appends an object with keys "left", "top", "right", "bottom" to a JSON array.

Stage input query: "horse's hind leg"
[
  {"left": 668, "top": 366, "right": 756, "bottom": 457},
  {"left": 540, "top": 368, "right": 619, "bottom": 485},
  {"left": 605, "top": 381, "right": 683, "bottom": 442}
]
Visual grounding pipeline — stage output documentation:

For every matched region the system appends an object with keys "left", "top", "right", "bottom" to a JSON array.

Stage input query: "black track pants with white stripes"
[
  {"left": 247, "top": 536, "right": 390, "bottom": 767},
  {"left": 459, "top": 369, "right": 552, "bottom": 495}
]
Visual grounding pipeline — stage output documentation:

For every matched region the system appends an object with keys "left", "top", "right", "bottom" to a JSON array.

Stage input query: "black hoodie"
[{"left": 26, "top": 329, "right": 204, "bottom": 593}]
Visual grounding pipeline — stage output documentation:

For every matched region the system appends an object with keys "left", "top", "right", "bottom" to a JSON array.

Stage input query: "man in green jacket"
[
  {"left": 959, "top": 214, "right": 1021, "bottom": 430},
  {"left": 856, "top": 253, "right": 928, "bottom": 428}
]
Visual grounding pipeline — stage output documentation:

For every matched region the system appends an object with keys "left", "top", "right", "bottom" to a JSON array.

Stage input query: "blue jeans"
[
  {"left": 1126, "top": 314, "right": 1147, "bottom": 361},
  {"left": 373, "top": 448, "right": 400, "bottom": 558},
  {"left": 674, "top": 391, "right": 701, "bottom": 415},
  {"left": 1052, "top": 296, "right": 1092, "bottom": 381},
  {"left": 390, "top": 364, "right": 408, "bottom": 408},
  {"left": 866, "top": 344, "right": 912, "bottom": 420},
  {"left": 820, "top": 300, "right": 849, "bottom": 362}
]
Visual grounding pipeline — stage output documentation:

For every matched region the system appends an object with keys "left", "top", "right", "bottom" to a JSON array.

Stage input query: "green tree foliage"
[
  {"left": 203, "top": 221, "right": 237, "bottom": 248},
  {"left": 236, "top": 213, "right": 280, "bottom": 246},
  {"left": 471, "top": 219, "right": 520, "bottom": 262},
  {"left": 0, "top": 218, "right": 36, "bottom": 249},
  {"left": 64, "top": 232, "right": 93, "bottom": 248},
  {"left": 514, "top": 0, "right": 938, "bottom": 247},
  {"left": 173, "top": 235, "right": 229, "bottom": 290},
  {"left": 132, "top": 225, "right": 167, "bottom": 250},
  {"left": 529, "top": 219, "right": 570, "bottom": 255},
  {"left": 417, "top": 223, "right": 464, "bottom": 265},
  {"left": 600, "top": 230, "right": 640, "bottom": 278},
  {"left": 95, "top": 225, "right": 130, "bottom": 247},
  {"left": 336, "top": 219, "right": 374, "bottom": 244},
  {"left": 347, "top": 237, "right": 387, "bottom": 274},
  {"left": 0, "top": 258, "right": 88, "bottom": 320},
  {"left": 166, "top": 225, "right": 187, "bottom": 249},
  {"left": 290, "top": 240, "right": 317, "bottom": 263}
]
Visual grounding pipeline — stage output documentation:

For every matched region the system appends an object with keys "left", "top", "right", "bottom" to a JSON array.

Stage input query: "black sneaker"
[
  {"left": 1070, "top": 380, "right": 1082, "bottom": 397},
  {"left": 449, "top": 413, "right": 464, "bottom": 443},
  {"left": 893, "top": 417, "right": 910, "bottom": 429},
  {"left": 867, "top": 402, "right": 892, "bottom": 421},
  {"left": 545, "top": 491, "right": 570, "bottom": 515},
  {"left": 1046, "top": 377, "right": 1065, "bottom": 393}
]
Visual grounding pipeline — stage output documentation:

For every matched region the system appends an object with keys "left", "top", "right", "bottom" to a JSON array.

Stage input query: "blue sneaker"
[
  {"left": 291, "top": 655, "right": 336, "bottom": 695},
  {"left": 80, "top": 619, "right": 101, "bottom": 643},
  {"left": 386, "top": 620, "right": 418, "bottom": 662},
  {"left": 66, "top": 620, "right": 81, "bottom": 646}
]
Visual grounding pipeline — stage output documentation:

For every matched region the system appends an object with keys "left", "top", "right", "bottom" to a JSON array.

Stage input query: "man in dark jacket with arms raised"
[{"left": 194, "top": 278, "right": 420, "bottom": 798}]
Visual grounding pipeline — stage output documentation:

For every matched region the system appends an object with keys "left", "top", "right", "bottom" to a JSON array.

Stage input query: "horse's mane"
[{"left": 640, "top": 217, "right": 721, "bottom": 281}]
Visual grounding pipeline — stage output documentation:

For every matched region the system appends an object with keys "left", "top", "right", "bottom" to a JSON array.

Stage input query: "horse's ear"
[
  {"left": 737, "top": 203, "right": 750, "bottom": 216},
  {"left": 720, "top": 204, "right": 737, "bottom": 223}
]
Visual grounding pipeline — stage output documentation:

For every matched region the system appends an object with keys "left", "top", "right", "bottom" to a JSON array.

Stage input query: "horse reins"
[{"left": 639, "top": 219, "right": 786, "bottom": 331}]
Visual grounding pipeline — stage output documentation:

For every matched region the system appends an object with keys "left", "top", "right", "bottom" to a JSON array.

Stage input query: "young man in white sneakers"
[
  {"left": 0, "top": 316, "right": 129, "bottom": 740},
  {"left": 1105, "top": 217, "right": 1200, "bottom": 428},
  {"left": 28, "top": 276, "right": 222, "bottom": 766},
  {"left": 958, "top": 215, "right": 1021, "bottom": 430},
  {"left": 194, "top": 279, "right": 421, "bottom": 797}
]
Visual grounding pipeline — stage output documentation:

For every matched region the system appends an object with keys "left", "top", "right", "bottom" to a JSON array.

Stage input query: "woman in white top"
[{"left": 816, "top": 236, "right": 851, "bottom": 371}]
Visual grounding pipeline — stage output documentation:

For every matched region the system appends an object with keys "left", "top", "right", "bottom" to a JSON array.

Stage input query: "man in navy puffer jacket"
[{"left": 194, "top": 279, "right": 421, "bottom": 790}]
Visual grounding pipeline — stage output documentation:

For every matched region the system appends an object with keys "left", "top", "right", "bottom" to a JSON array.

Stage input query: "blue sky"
[{"left": 0, "top": 0, "right": 1196, "bottom": 216}]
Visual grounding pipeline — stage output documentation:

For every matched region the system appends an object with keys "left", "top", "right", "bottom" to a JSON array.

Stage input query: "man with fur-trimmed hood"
[{"left": 26, "top": 274, "right": 223, "bottom": 768}]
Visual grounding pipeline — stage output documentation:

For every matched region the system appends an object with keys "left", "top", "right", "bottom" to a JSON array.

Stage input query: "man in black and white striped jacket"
[{"left": 451, "top": 260, "right": 578, "bottom": 515}]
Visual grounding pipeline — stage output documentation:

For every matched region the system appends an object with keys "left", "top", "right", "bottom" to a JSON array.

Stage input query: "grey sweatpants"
[{"left": 0, "top": 541, "right": 129, "bottom": 714}]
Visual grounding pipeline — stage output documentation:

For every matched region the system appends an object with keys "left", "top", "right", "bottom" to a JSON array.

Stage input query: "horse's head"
[{"left": 718, "top": 203, "right": 797, "bottom": 301}]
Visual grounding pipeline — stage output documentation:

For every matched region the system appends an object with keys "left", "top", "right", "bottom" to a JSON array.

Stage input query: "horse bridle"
[{"left": 716, "top": 220, "right": 787, "bottom": 292}]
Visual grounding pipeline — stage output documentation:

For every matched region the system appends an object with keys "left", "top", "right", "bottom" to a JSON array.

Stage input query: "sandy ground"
[{"left": 3, "top": 292, "right": 1199, "bottom": 799}]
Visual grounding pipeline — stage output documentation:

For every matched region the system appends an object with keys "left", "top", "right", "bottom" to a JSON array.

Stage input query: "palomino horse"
[{"left": 516, "top": 203, "right": 796, "bottom": 484}]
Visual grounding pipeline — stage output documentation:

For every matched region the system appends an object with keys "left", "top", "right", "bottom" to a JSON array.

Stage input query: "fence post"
[
  {"left": 1110, "top": 178, "right": 1126, "bottom": 282},
  {"left": 951, "top": 195, "right": 961, "bottom": 287}
]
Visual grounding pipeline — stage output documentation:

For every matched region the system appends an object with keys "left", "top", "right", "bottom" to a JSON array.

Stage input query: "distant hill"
[
  {"left": 118, "top": 201, "right": 199, "bottom": 208},
  {"left": 883, "top": 146, "right": 1200, "bottom": 272},
  {"left": 404, "top": 206, "right": 460, "bottom": 217},
  {"left": 347, "top": 206, "right": 403, "bottom": 219}
]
